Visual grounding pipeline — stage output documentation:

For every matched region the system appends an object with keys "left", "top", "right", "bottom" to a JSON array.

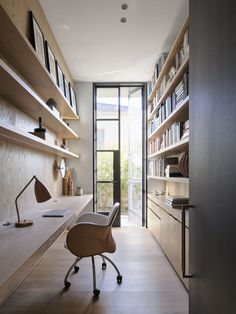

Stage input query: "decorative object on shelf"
[
  {"left": 56, "top": 61, "right": 65, "bottom": 95},
  {"left": 15, "top": 175, "right": 52, "bottom": 227},
  {"left": 75, "top": 186, "right": 83, "bottom": 196},
  {"left": 64, "top": 77, "right": 71, "bottom": 103},
  {"left": 63, "top": 169, "right": 74, "bottom": 196},
  {"left": 30, "top": 11, "right": 46, "bottom": 67},
  {"left": 45, "top": 41, "right": 57, "bottom": 84},
  {"left": 56, "top": 159, "right": 67, "bottom": 178},
  {"left": 46, "top": 98, "right": 60, "bottom": 119},
  {"left": 30, "top": 117, "right": 47, "bottom": 140},
  {"left": 46, "top": 98, "right": 58, "bottom": 109},
  {"left": 179, "top": 151, "right": 189, "bottom": 177},
  {"left": 69, "top": 83, "right": 77, "bottom": 114},
  {"left": 61, "top": 139, "right": 69, "bottom": 150}
]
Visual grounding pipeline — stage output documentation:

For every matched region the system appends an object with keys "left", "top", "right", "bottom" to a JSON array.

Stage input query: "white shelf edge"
[{"left": 148, "top": 176, "right": 189, "bottom": 183}]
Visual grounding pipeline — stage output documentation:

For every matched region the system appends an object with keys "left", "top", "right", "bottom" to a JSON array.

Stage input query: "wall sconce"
[{"left": 15, "top": 175, "right": 52, "bottom": 227}]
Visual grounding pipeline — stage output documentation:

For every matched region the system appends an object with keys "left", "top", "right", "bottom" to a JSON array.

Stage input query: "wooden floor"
[{"left": 0, "top": 227, "right": 188, "bottom": 314}]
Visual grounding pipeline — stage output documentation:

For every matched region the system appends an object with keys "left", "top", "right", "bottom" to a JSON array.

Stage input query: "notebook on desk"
[{"left": 42, "top": 209, "right": 70, "bottom": 217}]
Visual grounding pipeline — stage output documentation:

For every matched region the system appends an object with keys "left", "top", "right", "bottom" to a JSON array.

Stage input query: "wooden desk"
[{"left": 0, "top": 194, "right": 92, "bottom": 305}]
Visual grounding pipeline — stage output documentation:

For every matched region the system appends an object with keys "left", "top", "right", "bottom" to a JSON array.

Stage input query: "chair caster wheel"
[
  {"left": 74, "top": 266, "right": 79, "bottom": 273},
  {"left": 102, "top": 262, "right": 107, "bottom": 270},
  {"left": 64, "top": 280, "right": 71, "bottom": 288},
  {"left": 117, "top": 275, "right": 122, "bottom": 284},
  {"left": 93, "top": 289, "right": 100, "bottom": 296}
]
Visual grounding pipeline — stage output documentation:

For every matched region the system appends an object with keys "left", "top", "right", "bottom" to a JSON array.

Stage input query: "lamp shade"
[{"left": 34, "top": 178, "right": 52, "bottom": 203}]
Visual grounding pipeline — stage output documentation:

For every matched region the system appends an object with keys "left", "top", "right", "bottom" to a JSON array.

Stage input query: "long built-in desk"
[{"left": 0, "top": 194, "right": 92, "bottom": 306}]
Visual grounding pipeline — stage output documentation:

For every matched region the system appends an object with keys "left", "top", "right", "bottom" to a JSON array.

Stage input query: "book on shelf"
[
  {"left": 181, "top": 119, "right": 189, "bottom": 139},
  {"left": 148, "top": 157, "right": 178, "bottom": 177},
  {"left": 164, "top": 195, "right": 189, "bottom": 207},
  {"left": 175, "top": 28, "right": 189, "bottom": 70}
]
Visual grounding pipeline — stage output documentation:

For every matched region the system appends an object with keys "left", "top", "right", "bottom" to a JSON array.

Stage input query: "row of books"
[
  {"left": 147, "top": 28, "right": 189, "bottom": 100},
  {"left": 149, "top": 120, "right": 189, "bottom": 154},
  {"left": 148, "top": 71, "right": 189, "bottom": 126},
  {"left": 176, "top": 29, "right": 189, "bottom": 71},
  {"left": 150, "top": 52, "right": 168, "bottom": 93},
  {"left": 148, "top": 157, "right": 178, "bottom": 177}
]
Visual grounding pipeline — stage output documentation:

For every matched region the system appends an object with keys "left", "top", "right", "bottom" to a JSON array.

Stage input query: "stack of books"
[
  {"left": 182, "top": 120, "right": 189, "bottom": 139},
  {"left": 165, "top": 195, "right": 189, "bottom": 208},
  {"left": 175, "top": 73, "right": 189, "bottom": 106}
]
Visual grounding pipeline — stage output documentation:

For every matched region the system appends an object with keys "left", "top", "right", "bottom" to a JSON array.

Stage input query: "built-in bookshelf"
[{"left": 147, "top": 16, "right": 190, "bottom": 289}]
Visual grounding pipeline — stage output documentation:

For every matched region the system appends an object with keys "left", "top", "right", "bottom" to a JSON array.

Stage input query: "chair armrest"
[
  {"left": 77, "top": 213, "right": 107, "bottom": 225},
  {"left": 66, "top": 223, "right": 116, "bottom": 257}
]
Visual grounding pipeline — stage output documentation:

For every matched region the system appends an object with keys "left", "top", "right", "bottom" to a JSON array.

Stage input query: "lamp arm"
[{"left": 15, "top": 175, "right": 37, "bottom": 223}]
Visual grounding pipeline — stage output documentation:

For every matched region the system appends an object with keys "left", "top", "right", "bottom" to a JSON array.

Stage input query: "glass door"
[
  {"left": 94, "top": 84, "right": 146, "bottom": 227},
  {"left": 94, "top": 87, "right": 121, "bottom": 226},
  {"left": 127, "top": 87, "right": 143, "bottom": 226}
]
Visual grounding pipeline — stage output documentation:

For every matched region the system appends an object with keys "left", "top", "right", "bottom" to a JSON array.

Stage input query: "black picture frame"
[
  {"left": 64, "top": 77, "right": 71, "bottom": 103},
  {"left": 56, "top": 61, "right": 65, "bottom": 95},
  {"left": 30, "top": 11, "right": 46, "bottom": 67},
  {"left": 45, "top": 41, "right": 57, "bottom": 85},
  {"left": 69, "top": 83, "right": 77, "bottom": 114}
]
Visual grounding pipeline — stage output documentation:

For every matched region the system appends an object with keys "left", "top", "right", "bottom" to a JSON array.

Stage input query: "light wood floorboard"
[{"left": 0, "top": 227, "right": 188, "bottom": 314}]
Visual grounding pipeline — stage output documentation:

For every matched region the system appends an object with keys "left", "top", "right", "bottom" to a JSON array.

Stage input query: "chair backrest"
[{"left": 107, "top": 202, "right": 120, "bottom": 226}]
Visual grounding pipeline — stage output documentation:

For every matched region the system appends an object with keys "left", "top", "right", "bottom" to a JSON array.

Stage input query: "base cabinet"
[{"left": 148, "top": 197, "right": 189, "bottom": 288}]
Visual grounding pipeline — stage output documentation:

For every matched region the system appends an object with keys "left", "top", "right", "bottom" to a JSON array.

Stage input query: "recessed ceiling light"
[
  {"left": 120, "top": 17, "right": 127, "bottom": 23},
  {"left": 121, "top": 4, "right": 128, "bottom": 10}
]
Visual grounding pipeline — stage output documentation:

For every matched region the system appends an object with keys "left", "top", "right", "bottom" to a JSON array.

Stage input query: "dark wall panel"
[{"left": 189, "top": 1, "right": 236, "bottom": 313}]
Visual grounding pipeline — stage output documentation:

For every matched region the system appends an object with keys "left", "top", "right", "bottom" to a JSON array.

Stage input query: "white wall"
[{"left": 67, "top": 82, "right": 93, "bottom": 210}]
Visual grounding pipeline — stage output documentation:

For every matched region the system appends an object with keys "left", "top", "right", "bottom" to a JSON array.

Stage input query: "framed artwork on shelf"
[
  {"left": 69, "top": 83, "right": 77, "bottom": 114},
  {"left": 30, "top": 11, "right": 46, "bottom": 67},
  {"left": 64, "top": 77, "right": 71, "bottom": 103},
  {"left": 45, "top": 41, "right": 57, "bottom": 85},
  {"left": 56, "top": 61, "right": 65, "bottom": 95}
]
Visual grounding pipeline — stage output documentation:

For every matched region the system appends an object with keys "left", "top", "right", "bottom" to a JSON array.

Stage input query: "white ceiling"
[{"left": 39, "top": 0, "right": 189, "bottom": 82}]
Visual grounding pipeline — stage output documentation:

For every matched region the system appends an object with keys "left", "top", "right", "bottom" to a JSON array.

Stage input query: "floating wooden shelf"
[
  {"left": 148, "top": 176, "right": 189, "bottom": 183},
  {"left": 0, "top": 5, "right": 78, "bottom": 120},
  {"left": 148, "top": 96, "right": 189, "bottom": 140},
  {"left": 148, "top": 56, "right": 189, "bottom": 121},
  {"left": 148, "top": 16, "right": 189, "bottom": 103},
  {"left": 0, "top": 59, "right": 78, "bottom": 140},
  {"left": 0, "top": 122, "right": 80, "bottom": 159},
  {"left": 148, "top": 136, "right": 189, "bottom": 159}
]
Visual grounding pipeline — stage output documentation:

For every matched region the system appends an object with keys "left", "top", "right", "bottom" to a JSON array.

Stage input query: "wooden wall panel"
[
  {"left": 0, "top": 0, "right": 71, "bottom": 222},
  {"left": 0, "top": 0, "right": 72, "bottom": 83}
]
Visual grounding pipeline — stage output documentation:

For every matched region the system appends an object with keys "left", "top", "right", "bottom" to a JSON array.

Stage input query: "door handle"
[{"left": 181, "top": 204, "right": 194, "bottom": 278}]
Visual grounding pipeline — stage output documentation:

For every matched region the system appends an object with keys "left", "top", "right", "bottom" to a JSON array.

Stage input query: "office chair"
[{"left": 64, "top": 202, "right": 122, "bottom": 296}]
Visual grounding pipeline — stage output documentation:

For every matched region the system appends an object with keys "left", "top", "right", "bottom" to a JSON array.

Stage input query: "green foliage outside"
[{"left": 97, "top": 152, "right": 141, "bottom": 214}]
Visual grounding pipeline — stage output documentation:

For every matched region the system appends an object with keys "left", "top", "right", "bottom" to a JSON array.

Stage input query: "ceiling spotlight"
[
  {"left": 121, "top": 3, "right": 128, "bottom": 10},
  {"left": 120, "top": 17, "right": 127, "bottom": 23}
]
